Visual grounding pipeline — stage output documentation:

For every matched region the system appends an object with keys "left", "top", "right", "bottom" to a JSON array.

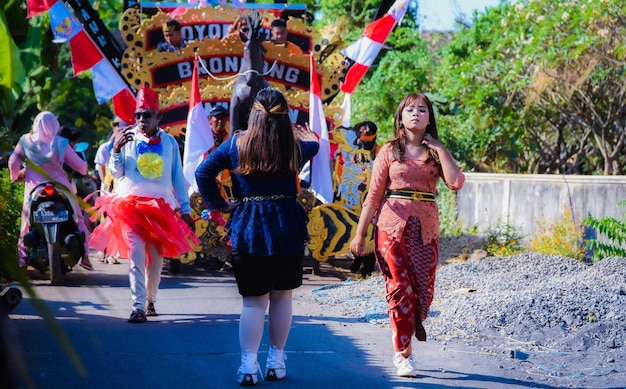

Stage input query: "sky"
[{"left": 417, "top": 0, "right": 504, "bottom": 31}]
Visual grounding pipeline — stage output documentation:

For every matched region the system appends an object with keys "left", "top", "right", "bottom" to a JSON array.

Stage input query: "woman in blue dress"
[{"left": 196, "top": 88, "right": 319, "bottom": 386}]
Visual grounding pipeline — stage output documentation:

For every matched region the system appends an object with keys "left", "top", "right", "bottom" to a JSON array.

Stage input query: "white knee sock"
[
  {"left": 268, "top": 289, "right": 293, "bottom": 349},
  {"left": 239, "top": 294, "right": 269, "bottom": 354}
]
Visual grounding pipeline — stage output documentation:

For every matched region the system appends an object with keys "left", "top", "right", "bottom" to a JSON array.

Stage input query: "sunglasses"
[{"left": 134, "top": 111, "right": 155, "bottom": 120}]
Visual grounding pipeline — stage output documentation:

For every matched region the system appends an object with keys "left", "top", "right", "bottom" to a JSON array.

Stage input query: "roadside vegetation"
[{"left": 583, "top": 201, "right": 626, "bottom": 261}]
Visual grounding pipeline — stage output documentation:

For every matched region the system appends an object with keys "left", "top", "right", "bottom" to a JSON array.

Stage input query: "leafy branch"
[{"left": 583, "top": 200, "right": 626, "bottom": 261}]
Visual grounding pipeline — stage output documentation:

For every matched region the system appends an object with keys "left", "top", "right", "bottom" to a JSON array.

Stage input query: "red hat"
[{"left": 136, "top": 84, "right": 160, "bottom": 111}]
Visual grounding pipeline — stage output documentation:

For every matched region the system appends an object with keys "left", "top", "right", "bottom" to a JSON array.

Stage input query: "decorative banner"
[
  {"left": 48, "top": 1, "right": 81, "bottom": 43},
  {"left": 143, "top": 22, "right": 310, "bottom": 53},
  {"left": 151, "top": 56, "right": 309, "bottom": 90},
  {"left": 65, "top": 0, "right": 133, "bottom": 92},
  {"left": 118, "top": 5, "right": 345, "bottom": 133}
]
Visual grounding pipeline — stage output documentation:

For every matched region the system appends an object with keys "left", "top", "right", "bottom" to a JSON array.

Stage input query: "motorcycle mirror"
[{"left": 74, "top": 142, "right": 89, "bottom": 153}]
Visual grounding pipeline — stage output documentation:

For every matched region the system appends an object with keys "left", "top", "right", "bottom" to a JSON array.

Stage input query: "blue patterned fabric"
[
  {"left": 195, "top": 135, "right": 319, "bottom": 256},
  {"left": 157, "top": 41, "right": 186, "bottom": 53},
  {"left": 136, "top": 141, "right": 163, "bottom": 155}
]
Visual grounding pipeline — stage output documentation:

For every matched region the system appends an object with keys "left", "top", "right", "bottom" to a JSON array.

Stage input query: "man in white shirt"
[
  {"left": 88, "top": 84, "right": 198, "bottom": 323},
  {"left": 94, "top": 117, "right": 126, "bottom": 192}
]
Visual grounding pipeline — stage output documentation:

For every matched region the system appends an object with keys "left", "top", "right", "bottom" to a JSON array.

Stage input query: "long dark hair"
[
  {"left": 236, "top": 88, "right": 297, "bottom": 176},
  {"left": 390, "top": 93, "right": 440, "bottom": 164}
]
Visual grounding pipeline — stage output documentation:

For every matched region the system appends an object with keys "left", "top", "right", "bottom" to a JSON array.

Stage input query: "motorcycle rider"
[{"left": 8, "top": 111, "right": 94, "bottom": 272}]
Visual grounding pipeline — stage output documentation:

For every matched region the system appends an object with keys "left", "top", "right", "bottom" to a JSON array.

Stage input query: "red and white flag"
[
  {"left": 340, "top": 0, "right": 409, "bottom": 94},
  {"left": 308, "top": 53, "right": 334, "bottom": 204},
  {"left": 183, "top": 57, "right": 214, "bottom": 193}
]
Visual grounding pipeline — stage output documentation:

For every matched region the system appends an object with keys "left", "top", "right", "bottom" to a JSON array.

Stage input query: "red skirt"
[
  {"left": 88, "top": 193, "right": 200, "bottom": 264},
  {"left": 375, "top": 217, "right": 438, "bottom": 351}
]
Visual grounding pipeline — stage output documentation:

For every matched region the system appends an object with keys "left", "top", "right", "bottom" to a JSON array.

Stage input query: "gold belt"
[
  {"left": 242, "top": 194, "right": 293, "bottom": 202},
  {"left": 385, "top": 190, "right": 435, "bottom": 202}
]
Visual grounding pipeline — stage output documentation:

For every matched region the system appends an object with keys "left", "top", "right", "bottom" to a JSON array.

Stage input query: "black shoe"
[
  {"left": 201, "top": 256, "right": 223, "bottom": 270},
  {"left": 146, "top": 303, "right": 158, "bottom": 317},
  {"left": 415, "top": 321, "right": 427, "bottom": 341},
  {"left": 169, "top": 258, "right": 181, "bottom": 274},
  {"left": 128, "top": 309, "right": 147, "bottom": 323},
  {"left": 350, "top": 257, "right": 363, "bottom": 273},
  {"left": 221, "top": 261, "right": 233, "bottom": 272},
  {"left": 360, "top": 254, "right": 376, "bottom": 276}
]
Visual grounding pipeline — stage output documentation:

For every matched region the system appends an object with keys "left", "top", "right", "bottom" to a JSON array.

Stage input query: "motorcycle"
[
  {"left": 0, "top": 286, "right": 22, "bottom": 315},
  {"left": 22, "top": 182, "right": 85, "bottom": 285}
]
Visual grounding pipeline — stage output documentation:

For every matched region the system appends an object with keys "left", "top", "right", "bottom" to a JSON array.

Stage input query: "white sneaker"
[
  {"left": 237, "top": 351, "right": 259, "bottom": 386},
  {"left": 393, "top": 352, "right": 417, "bottom": 377},
  {"left": 265, "top": 346, "right": 287, "bottom": 381}
]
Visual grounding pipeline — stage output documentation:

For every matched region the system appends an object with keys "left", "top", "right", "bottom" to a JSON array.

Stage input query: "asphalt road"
[{"left": 3, "top": 256, "right": 590, "bottom": 389}]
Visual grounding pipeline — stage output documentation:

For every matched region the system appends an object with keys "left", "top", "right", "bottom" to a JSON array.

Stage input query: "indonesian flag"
[
  {"left": 340, "top": 0, "right": 409, "bottom": 94},
  {"left": 183, "top": 56, "right": 214, "bottom": 193},
  {"left": 308, "top": 53, "right": 334, "bottom": 204}
]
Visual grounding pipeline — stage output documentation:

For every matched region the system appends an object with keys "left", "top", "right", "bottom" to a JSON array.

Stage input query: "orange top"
[
  {"left": 272, "top": 41, "right": 304, "bottom": 55},
  {"left": 363, "top": 143, "right": 465, "bottom": 244}
]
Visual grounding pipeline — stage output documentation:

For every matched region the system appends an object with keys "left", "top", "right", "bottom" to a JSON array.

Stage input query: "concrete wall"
[{"left": 456, "top": 173, "right": 626, "bottom": 242}]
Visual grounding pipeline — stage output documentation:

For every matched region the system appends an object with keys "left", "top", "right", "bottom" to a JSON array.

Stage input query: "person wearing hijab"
[
  {"left": 88, "top": 84, "right": 199, "bottom": 324},
  {"left": 8, "top": 111, "right": 94, "bottom": 271}
]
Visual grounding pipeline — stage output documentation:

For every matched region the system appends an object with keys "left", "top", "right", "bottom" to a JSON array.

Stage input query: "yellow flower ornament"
[{"left": 137, "top": 152, "right": 164, "bottom": 179}]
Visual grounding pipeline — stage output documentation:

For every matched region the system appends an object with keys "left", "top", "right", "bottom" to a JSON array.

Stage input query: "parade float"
[{"left": 61, "top": 1, "right": 380, "bottom": 268}]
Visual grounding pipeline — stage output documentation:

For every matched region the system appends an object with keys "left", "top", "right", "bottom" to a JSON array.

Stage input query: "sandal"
[
  {"left": 128, "top": 309, "right": 147, "bottom": 323},
  {"left": 146, "top": 303, "right": 158, "bottom": 317},
  {"left": 79, "top": 261, "right": 94, "bottom": 271}
]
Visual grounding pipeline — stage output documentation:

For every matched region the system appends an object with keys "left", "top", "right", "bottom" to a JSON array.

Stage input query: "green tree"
[
  {"left": 317, "top": 0, "right": 383, "bottom": 30},
  {"left": 435, "top": 0, "right": 626, "bottom": 174}
]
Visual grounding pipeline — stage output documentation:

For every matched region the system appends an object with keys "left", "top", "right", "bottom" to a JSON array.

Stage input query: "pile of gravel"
[{"left": 310, "top": 254, "right": 626, "bottom": 353}]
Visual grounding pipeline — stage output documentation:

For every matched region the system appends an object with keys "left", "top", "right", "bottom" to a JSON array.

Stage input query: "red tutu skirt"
[{"left": 88, "top": 193, "right": 201, "bottom": 264}]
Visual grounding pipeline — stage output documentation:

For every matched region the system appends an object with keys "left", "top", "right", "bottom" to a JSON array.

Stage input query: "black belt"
[
  {"left": 385, "top": 190, "right": 435, "bottom": 202},
  {"left": 242, "top": 194, "right": 293, "bottom": 202}
]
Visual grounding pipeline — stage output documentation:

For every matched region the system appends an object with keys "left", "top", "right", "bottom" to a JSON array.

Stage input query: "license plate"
[{"left": 33, "top": 210, "right": 69, "bottom": 223}]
